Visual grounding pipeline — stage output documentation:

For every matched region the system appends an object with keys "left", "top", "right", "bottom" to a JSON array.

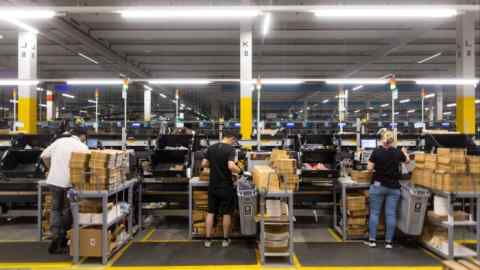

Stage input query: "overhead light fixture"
[
  {"left": 380, "top": 103, "right": 389, "bottom": 108},
  {"left": 322, "top": 99, "right": 329, "bottom": 104},
  {"left": 4, "top": 18, "right": 40, "bottom": 34},
  {"left": 262, "top": 12, "right": 272, "bottom": 36},
  {"left": 476, "top": 99, "right": 480, "bottom": 104},
  {"left": 0, "top": 79, "right": 39, "bottom": 86},
  {"left": 407, "top": 109, "right": 415, "bottom": 113},
  {"left": 119, "top": 9, "right": 261, "bottom": 19},
  {"left": 149, "top": 79, "right": 211, "bottom": 85},
  {"left": 312, "top": 7, "right": 457, "bottom": 19},
  {"left": 78, "top": 53, "right": 99, "bottom": 65},
  {"left": 39, "top": 104, "right": 47, "bottom": 108},
  {"left": 354, "top": 109, "right": 360, "bottom": 113},
  {"left": 399, "top": 98, "right": 410, "bottom": 104},
  {"left": 66, "top": 79, "right": 123, "bottom": 85},
  {"left": 368, "top": 107, "right": 374, "bottom": 110},
  {"left": 416, "top": 78, "right": 479, "bottom": 86},
  {"left": 36, "top": 87, "right": 44, "bottom": 91},
  {"left": 352, "top": 85, "right": 364, "bottom": 91},
  {"left": 325, "top": 79, "right": 388, "bottom": 85},
  {"left": 171, "top": 100, "right": 177, "bottom": 104},
  {"left": 159, "top": 93, "right": 167, "bottom": 99},
  {"left": 446, "top": 103, "right": 456, "bottom": 108},
  {"left": 382, "top": 113, "right": 387, "bottom": 117},
  {"left": 143, "top": 84, "right": 153, "bottom": 91},
  {"left": 119, "top": 73, "right": 126, "bottom": 77},
  {"left": 417, "top": 52, "right": 442, "bottom": 64},
  {"left": 0, "top": 10, "right": 55, "bottom": 19},
  {"left": 62, "top": 93, "right": 75, "bottom": 99},
  {"left": 443, "top": 112, "right": 452, "bottom": 115},
  {"left": 88, "top": 99, "right": 97, "bottom": 104},
  {"left": 425, "top": 107, "right": 430, "bottom": 111},
  {"left": 79, "top": 110, "right": 87, "bottom": 113},
  {"left": 10, "top": 99, "right": 17, "bottom": 103},
  {"left": 259, "top": 79, "right": 304, "bottom": 85},
  {"left": 394, "top": 112, "right": 399, "bottom": 115},
  {"left": 424, "top": 93, "right": 435, "bottom": 99}
]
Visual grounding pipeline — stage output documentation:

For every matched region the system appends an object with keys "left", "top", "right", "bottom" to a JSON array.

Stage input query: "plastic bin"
[
  {"left": 237, "top": 179, "right": 257, "bottom": 236},
  {"left": 397, "top": 183, "right": 430, "bottom": 235}
]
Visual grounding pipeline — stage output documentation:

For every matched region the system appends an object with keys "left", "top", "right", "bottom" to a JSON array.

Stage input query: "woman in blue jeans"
[{"left": 364, "top": 130, "right": 410, "bottom": 249}]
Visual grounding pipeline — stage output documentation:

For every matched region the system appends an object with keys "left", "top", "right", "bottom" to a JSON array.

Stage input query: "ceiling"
[{"left": 0, "top": 0, "right": 479, "bottom": 121}]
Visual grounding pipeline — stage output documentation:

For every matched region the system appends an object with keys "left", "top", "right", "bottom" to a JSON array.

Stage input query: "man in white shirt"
[{"left": 41, "top": 128, "right": 88, "bottom": 254}]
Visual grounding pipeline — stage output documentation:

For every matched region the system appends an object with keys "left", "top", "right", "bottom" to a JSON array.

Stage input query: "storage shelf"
[{"left": 422, "top": 240, "right": 477, "bottom": 258}]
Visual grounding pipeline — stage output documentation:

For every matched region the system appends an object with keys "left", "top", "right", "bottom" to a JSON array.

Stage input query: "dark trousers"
[{"left": 49, "top": 185, "right": 72, "bottom": 240}]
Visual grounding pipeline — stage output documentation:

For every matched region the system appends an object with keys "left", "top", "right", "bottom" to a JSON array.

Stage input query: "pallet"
[{"left": 442, "top": 259, "right": 480, "bottom": 270}]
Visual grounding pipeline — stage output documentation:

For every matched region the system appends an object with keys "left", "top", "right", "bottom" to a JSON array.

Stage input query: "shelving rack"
[
  {"left": 258, "top": 191, "right": 294, "bottom": 265},
  {"left": 70, "top": 178, "right": 138, "bottom": 264}
]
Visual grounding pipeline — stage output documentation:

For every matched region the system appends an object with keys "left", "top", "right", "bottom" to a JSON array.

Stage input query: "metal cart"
[
  {"left": 70, "top": 179, "right": 138, "bottom": 264},
  {"left": 332, "top": 177, "right": 370, "bottom": 240}
]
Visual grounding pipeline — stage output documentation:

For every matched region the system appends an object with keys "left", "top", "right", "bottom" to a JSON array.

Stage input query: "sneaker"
[
  {"left": 222, "top": 238, "right": 231, "bottom": 248},
  {"left": 204, "top": 240, "right": 212, "bottom": 248},
  {"left": 48, "top": 238, "right": 60, "bottom": 254},
  {"left": 385, "top": 241, "right": 393, "bottom": 249},
  {"left": 363, "top": 240, "right": 376, "bottom": 248}
]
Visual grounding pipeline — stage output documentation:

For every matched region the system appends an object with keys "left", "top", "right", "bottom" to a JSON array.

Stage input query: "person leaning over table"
[
  {"left": 364, "top": 130, "right": 410, "bottom": 249},
  {"left": 41, "top": 128, "right": 89, "bottom": 254},
  {"left": 201, "top": 132, "right": 243, "bottom": 248}
]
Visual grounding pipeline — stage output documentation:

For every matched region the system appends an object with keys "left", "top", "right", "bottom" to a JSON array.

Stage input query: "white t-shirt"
[{"left": 41, "top": 136, "right": 89, "bottom": 188}]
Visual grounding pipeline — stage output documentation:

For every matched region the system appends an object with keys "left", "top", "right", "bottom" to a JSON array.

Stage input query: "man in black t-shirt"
[{"left": 201, "top": 133, "right": 242, "bottom": 248}]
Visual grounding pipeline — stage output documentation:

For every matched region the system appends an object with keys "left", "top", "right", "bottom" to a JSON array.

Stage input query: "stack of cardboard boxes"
[
  {"left": 346, "top": 193, "right": 368, "bottom": 237},
  {"left": 42, "top": 193, "right": 52, "bottom": 239},
  {"left": 68, "top": 223, "right": 127, "bottom": 257},
  {"left": 252, "top": 165, "right": 280, "bottom": 193},
  {"left": 270, "top": 150, "right": 299, "bottom": 192},
  {"left": 412, "top": 148, "right": 479, "bottom": 193},
  {"left": 71, "top": 150, "right": 129, "bottom": 191},
  {"left": 350, "top": 170, "right": 372, "bottom": 184}
]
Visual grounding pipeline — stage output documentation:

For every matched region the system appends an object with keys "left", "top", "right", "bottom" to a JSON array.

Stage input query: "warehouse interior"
[{"left": 0, "top": 1, "right": 480, "bottom": 269}]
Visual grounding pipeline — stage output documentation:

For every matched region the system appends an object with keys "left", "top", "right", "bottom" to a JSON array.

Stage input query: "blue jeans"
[{"left": 368, "top": 183, "right": 401, "bottom": 242}]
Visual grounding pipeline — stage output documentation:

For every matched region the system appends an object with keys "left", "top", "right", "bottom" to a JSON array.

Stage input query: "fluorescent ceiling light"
[
  {"left": 354, "top": 109, "right": 360, "bottom": 113},
  {"left": 143, "top": 84, "right": 153, "bottom": 91},
  {"left": 382, "top": 113, "right": 387, "bottom": 117},
  {"left": 326, "top": 79, "right": 387, "bottom": 85},
  {"left": 0, "top": 10, "right": 55, "bottom": 19},
  {"left": 62, "top": 93, "right": 75, "bottom": 99},
  {"left": 0, "top": 79, "right": 39, "bottom": 86},
  {"left": 380, "top": 103, "right": 389, "bottom": 108},
  {"left": 446, "top": 103, "right": 456, "bottom": 108},
  {"left": 394, "top": 112, "right": 399, "bottom": 115},
  {"left": 66, "top": 79, "right": 123, "bottom": 85},
  {"left": 120, "top": 9, "right": 261, "bottom": 19},
  {"left": 259, "top": 79, "right": 304, "bottom": 84},
  {"left": 79, "top": 110, "right": 87, "bottom": 113},
  {"left": 10, "top": 99, "right": 17, "bottom": 103},
  {"left": 3, "top": 18, "right": 39, "bottom": 34},
  {"left": 416, "top": 78, "right": 479, "bottom": 86},
  {"left": 399, "top": 99, "right": 410, "bottom": 104},
  {"left": 119, "top": 73, "right": 126, "bottom": 77},
  {"left": 322, "top": 99, "right": 329, "bottom": 104},
  {"left": 424, "top": 93, "right": 435, "bottom": 99},
  {"left": 149, "top": 79, "right": 211, "bottom": 85},
  {"left": 443, "top": 112, "right": 452, "bottom": 115},
  {"left": 352, "top": 85, "right": 364, "bottom": 91},
  {"left": 425, "top": 108, "right": 430, "bottom": 111},
  {"left": 39, "top": 104, "right": 47, "bottom": 108},
  {"left": 171, "top": 100, "right": 177, "bottom": 104},
  {"left": 417, "top": 52, "right": 442, "bottom": 64},
  {"left": 78, "top": 53, "right": 99, "bottom": 65},
  {"left": 407, "top": 109, "right": 415, "bottom": 113},
  {"left": 476, "top": 99, "right": 480, "bottom": 104},
  {"left": 313, "top": 7, "right": 457, "bottom": 19},
  {"left": 262, "top": 13, "right": 271, "bottom": 36},
  {"left": 88, "top": 99, "right": 97, "bottom": 104},
  {"left": 159, "top": 93, "right": 167, "bottom": 98},
  {"left": 36, "top": 87, "right": 44, "bottom": 91}
]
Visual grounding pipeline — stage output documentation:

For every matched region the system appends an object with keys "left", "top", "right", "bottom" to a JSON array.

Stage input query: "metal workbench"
[
  {"left": 332, "top": 177, "right": 370, "bottom": 241},
  {"left": 419, "top": 188, "right": 480, "bottom": 260},
  {"left": 70, "top": 179, "right": 138, "bottom": 264}
]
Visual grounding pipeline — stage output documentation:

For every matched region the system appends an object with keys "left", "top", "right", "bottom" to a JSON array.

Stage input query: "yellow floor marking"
[
  {"left": 107, "top": 239, "right": 135, "bottom": 267},
  {"left": 327, "top": 228, "right": 343, "bottom": 242},
  {"left": 141, "top": 239, "right": 198, "bottom": 243},
  {"left": 0, "top": 262, "right": 72, "bottom": 269},
  {"left": 141, "top": 228, "right": 155, "bottom": 242},
  {"left": 108, "top": 266, "right": 259, "bottom": 270},
  {"left": 456, "top": 239, "right": 477, "bottom": 244},
  {"left": 299, "top": 267, "right": 441, "bottom": 270}
]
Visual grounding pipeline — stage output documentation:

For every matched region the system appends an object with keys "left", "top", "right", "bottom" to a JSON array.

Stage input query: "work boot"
[{"left": 48, "top": 238, "right": 60, "bottom": 254}]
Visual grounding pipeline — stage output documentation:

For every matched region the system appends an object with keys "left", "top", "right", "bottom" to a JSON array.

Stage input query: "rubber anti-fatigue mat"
[
  {"left": 0, "top": 242, "right": 70, "bottom": 262},
  {"left": 295, "top": 242, "right": 440, "bottom": 267},
  {"left": 113, "top": 241, "right": 257, "bottom": 266}
]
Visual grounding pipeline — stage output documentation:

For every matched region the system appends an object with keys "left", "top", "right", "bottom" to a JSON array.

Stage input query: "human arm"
[
  {"left": 201, "top": 158, "right": 209, "bottom": 168},
  {"left": 367, "top": 149, "right": 377, "bottom": 172},
  {"left": 227, "top": 147, "right": 242, "bottom": 175},
  {"left": 40, "top": 142, "right": 55, "bottom": 170},
  {"left": 401, "top": 147, "right": 410, "bottom": 164}
]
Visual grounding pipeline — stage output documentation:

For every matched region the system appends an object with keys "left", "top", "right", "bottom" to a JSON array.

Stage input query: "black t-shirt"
[
  {"left": 205, "top": 143, "right": 236, "bottom": 189},
  {"left": 369, "top": 146, "right": 406, "bottom": 189}
]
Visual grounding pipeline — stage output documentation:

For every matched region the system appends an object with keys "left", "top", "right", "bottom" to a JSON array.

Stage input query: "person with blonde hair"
[{"left": 364, "top": 129, "right": 410, "bottom": 249}]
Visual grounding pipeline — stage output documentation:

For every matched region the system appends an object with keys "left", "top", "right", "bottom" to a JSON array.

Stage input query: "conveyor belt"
[
  {"left": 295, "top": 242, "right": 440, "bottom": 267},
  {"left": 0, "top": 242, "right": 70, "bottom": 263},
  {"left": 113, "top": 241, "right": 257, "bottom": 266}
]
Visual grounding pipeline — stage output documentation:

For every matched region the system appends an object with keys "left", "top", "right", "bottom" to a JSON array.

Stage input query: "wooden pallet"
[{"left": 442, "top": 259, "right": 480, "bottom": 270}]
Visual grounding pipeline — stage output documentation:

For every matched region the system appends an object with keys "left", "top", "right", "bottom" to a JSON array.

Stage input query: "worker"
[
  {"left": 41, "top": 128, "right": 89, "bottom": 254},
  {"left": 201, "top": 132, "right": 242, "bottom": 248},
  {"left": 364, "top": 130, "right": 409, "bottom": 249}
]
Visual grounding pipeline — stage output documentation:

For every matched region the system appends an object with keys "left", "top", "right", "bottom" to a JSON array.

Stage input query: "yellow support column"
[
  {"left": 17, "top": 31, "right": 38, "bottom": 134},
  {"left": 455, "top": 12, "right": 476, "bottom": 134},
  {"left": 240, "top": 21, "right": 253, "bottom": 140}
]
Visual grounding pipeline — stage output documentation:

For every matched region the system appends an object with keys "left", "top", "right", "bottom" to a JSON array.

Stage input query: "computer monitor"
[
  {"left": 286, "top": 122, "right": 295, "bottom": 128},
  {"left": 87, "top": 138, "right": 98, "bottom": 148},
  {"left": 132, "top": 122, "right": 141, "bottom": 128},
  {"left": 234, "top": 123, "right": 241, "bottom": 128},
  {"left": 361, "top": 139, "right": 377, "bottom": 149}
]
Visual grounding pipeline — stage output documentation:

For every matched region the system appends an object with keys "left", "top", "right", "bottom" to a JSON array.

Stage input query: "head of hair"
[
  {"left": 71, "top": 127, "right": 87, "bottom": 137},
  {"left": 223, "top": 131, "right": 237, "bottom": 140},
  {"left": 381, "top": 130, "right": 395, "bottom": 146}
]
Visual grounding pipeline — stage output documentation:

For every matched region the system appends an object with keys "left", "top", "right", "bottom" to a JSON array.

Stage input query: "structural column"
[
  {"left": 144, "top": 87, "right": 151, "bottom": 122},
  {"left": 46, "top": 89, "right": 55, "bottom": 122},
  {"left": 240, "top": 21, "right": 253, "bottom": 140},
  {"left": 456, "top": 12, "right": 476, "bottom": 134},
  {"left": 18, "top": 31, "right": 38, "bottom": 134},
  {"left": 436, "top": 87, "right": 443, "bottom": 122}
]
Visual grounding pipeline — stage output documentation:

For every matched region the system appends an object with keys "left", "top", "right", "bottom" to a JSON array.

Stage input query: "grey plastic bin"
[
  {"left": 397, "top": 183, "right": 430, "bottom": 235},
  {"left": 237, "top": 180, "right": 257, "bottom": 236}
]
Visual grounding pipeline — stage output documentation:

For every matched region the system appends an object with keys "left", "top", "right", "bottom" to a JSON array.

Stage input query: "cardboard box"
[
  {"left": 348, "top": 217, "right": 367, "bottom": 226},
  {"left": 415, "top": 152, "right": 426, "bottom": 163},
  {"left": 423, "top": 169, "right": 434, "bottom": 188},
  {"left": 69, "top": 227, "right": 113, "bottom": 257},
  {"left": 252, "top": 165, "right": 280, "bottom": 192},
  {"left": 350, "top": 170, "right": 372, "bottom": 183},
  {"left": 270, "top": 149, "right": 289, "bottom": 162},
  {"left": 438, "top": 163, "right": 467, "bottom": 174},
  {"left": 347, "top": 209, "right": 368, "bottom": 217},
  {"left": 425, "top": 154, "right": 437, "bottom": 170},
  {"left": 347, "top": 194, "right": 366, "bottom": 211},
  {"left": 199, "top": 168, "right": 209, "bottom": 181},
  {"left": 272, "top": 159, "right": 296, "bottom": 174},
  {"left": 411, "top": 168, "right": 424, "bottom": 186},
  {"left": 78, "top": 204, "right": 122, "bottom": 225}
]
